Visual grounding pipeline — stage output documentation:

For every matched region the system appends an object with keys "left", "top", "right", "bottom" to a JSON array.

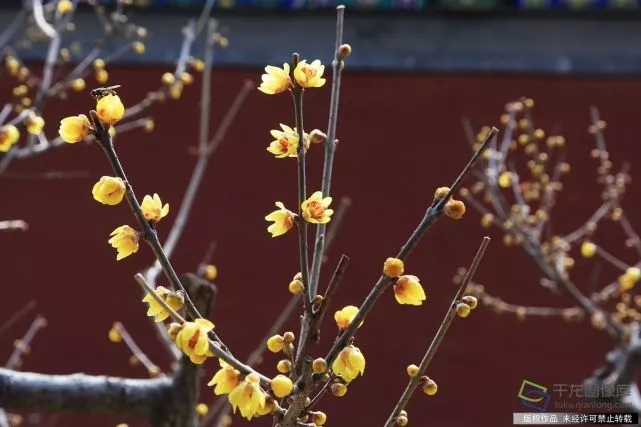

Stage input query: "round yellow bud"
[
  {"left": 180, "top": 72, "right": 194, "bottom": 85},
  {"left": 132, "top": 41, "right": 145, "bottom": 55},
  {"left": 95, "top": 69, "right": 109, "bottom": 84},
  {"left": 312, "top": 411, "right": 327, "bottom": 426},
  {"left": 498, "top": 171, "right": 512, "bottom": 188},
  {"left": 71, "top": 78, "right": 85, "bottom": 92},
  {"left": 330, "top": 382, "right": 347, "bottom": 397},
  {"left": 12, "top": 85, "right": 27, "bottom": 97},
  {"left": 169, "top": 83, "right": 183, "bottom": 100},
  {"left": 406, "top": 364, "right": 419, "bottom": 377},
  {"left": 289, "top": 279, "right": 304, "bottom": 295},
  {"left": 423, "top": 378, "right": 438, "bottom": 395},
  {"left": 108, "top": 327, "right": 122, "bottom": 343},
  {"left": 93, "top": 58, "right": 105, "bottom": 69},
  {"left": 57, "top": 0, "right": 73, "bottom": 14},
  {"left": 444, "top": 199, "right": 466, "bottom": 220},
  {"left": 283, "top": 331, "right": 295, "bottom": 343},
  {"left": 266, "top": 334, "right": 284, "bottom": 353},
  {"left": 161, "top": 72, "right": 175, "bottom": 85},
  {"left": 481, "top": 213, "right": 494, "bottom": 228},
  {"left": 312, "top": 358, "right": 327, "bottom": 374},
  {"left": 396, "top": 415, "right": 409, "bottom": 426},
  {"left": 195, "top": 403, "right": 209, "bottom": 416},
  {"left": 277, "top": 359, "right": 292, "bottom": 374},
  {"left": 456, "top": 303, "right": 471, "bottom": 318},
  {"left": 204, "top": 264, "right": 217, "bottom": 281},
  {"left": 461, "top": 296, "right": 478, "bottom": 310},
  {"left": 143, "top": 120, "right": 155, "bottom": 133},
  {"left": 581, "top": 241, "right": 597, "bottom": 258},
  {"left": 191, "top": 58, "right": 205, "bottom": 72},
  {"left": 434, "top": 186, "right": 450, "bottom": 200},
  {"left": 383, "top": 257, "right": 404, "bottom": 278},
  {"left": 339, "top": 43, "right": 352, "bottom": 58},
  {"left": 271, "top": 374, "right": 293, "bottom": 398}
]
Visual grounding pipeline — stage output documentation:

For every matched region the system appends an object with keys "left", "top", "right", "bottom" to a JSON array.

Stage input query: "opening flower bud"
[
  {"left": 330, "top": 382, "right": 347, "bottom": 397},
  {"left": 277, "top": 359, "right": 292, "bottom": 374},
  {"left": 445, "top": 199, "right": 466, "bottom": 220},
  {"left": 423, "top": 378, "right": 438, "bottom": 395},
  {"left": 396, "top": 415, "right": 408, "bottom": 426},
  {"left": 267, "top": 334, "right": 284, "bottom": 353},
  {"left": 312, "top": 358, "right": 328, "bottom": 374},
  {"left": 283, "top": 331, "right": 295, "bottom": 343},
  {"left": 383, "top": 257, "right": 405, "bottom": 278},
  {"left": 289, "top": 279, "right": 304, "bottom": 295},
  {"left": 461, "top": 296, "right": 478, "bottom": 310}
]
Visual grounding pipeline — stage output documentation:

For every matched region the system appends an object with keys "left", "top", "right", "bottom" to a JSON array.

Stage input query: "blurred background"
[{"left": 0, "top": 1, "right": 639, "bottom": 427}]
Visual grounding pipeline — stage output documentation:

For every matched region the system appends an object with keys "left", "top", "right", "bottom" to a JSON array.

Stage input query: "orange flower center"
[
  {"left": 307, "top": 201, "right": 324, "bottom": 219},
  {"left": 278, "top": 137, "right": 289, "bottom": 153},
  {"left": 302, "top": 67, "right": 315, "bottom": 80},
  {"left": 188, "top": 328, "right": 201, "bottom": 350}
]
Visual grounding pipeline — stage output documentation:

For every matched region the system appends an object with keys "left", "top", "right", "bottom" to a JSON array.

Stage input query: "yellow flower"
[
  {"left": 96, "top": 93, "right": 125, "bottom": 126},
  {"left": 141, "top": 286, "right": 185, "bottom": 322},
  {"left": 334, "top": 306, "right": 363, "bottom": 330},
  {"left": 207, "top": 359, "right": 241, "bottom": 395},
  {"left": 498, "top": 171, "right": 512, "bottom": 188},
  {"left": 270, "top": 375, "right": 293, "bottom": 398},
  {"left": 195, "top": 403, "right": 208, "bottom": 416},
  {"left": 108, "top": 225, "right": 139, "bottom": 260},
  {"left": 265, "top": 202, "right": 296, "bottom": 237},
  {"left": 25, "top": 113, "right": 45, "bottom": 135},
  {"left": 394, "top": 275, "right": 426, "bottom": 306},
  {"left": 0, "top": 124, "right": 19, "bottom": 152},
  {"left": 331, "top": 345, "right": 365, "bottom": 383},
  {"left": 581, "top": 241, "right": 597, "bottom": 258},
  {"left": 59, "top": 114, "right": 91, "bottom": 143},
  {"left": 620, "top": 267, "right": 641, "bottom": 291},
  {"left": 228, "top": 373, "right": 266, "bottom": 420},
  {"left": 266, "top": 334, "right": 284, "bottom": 353},
  {"left": 293, "top": 59, "right": 326, "bottom": 88},
  {"left": 141, "top": 193, "right": 169, "bottom": 223},
  {"left": 57, "top": 0, "right": 73, "bottom": 14},
  {"left": 301, "top": 191, "right": 333, "bottom": 224},
  {"left": 258, "top": 63, "right": 292, "bottom": 95},
  {"left": 175, "top": 318, "right": 215, "bottom": 365},
  {"left": 267, "top": 124, "right": 309, "bottom": 158},
  {"left": 92, "top": 176, "right": 126, "bottom": 206}
]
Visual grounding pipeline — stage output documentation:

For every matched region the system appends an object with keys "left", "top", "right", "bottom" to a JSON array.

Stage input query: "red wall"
[{"left": 1, "top": 67, "right": 640, "bottom": 426}]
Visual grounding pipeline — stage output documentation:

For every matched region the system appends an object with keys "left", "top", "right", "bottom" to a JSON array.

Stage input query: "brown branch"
[
  {"left": 384, "top": 237, "right": 490, "bottom": 427},
  {"left": 0, "top": 301, "right": 35, "bottom": 337},
  {"left": 6, "top": 316, "right": 46, "bottom": 370}
]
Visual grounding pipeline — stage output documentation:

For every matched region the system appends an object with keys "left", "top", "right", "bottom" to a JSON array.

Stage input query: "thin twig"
[
  {"left": 112, "top": 322, "right": 162, "bottom": 377},
  {"left": 384, "top": 237, "right": 490, "bottom": 427},
  {"left": 324, "top": 128, "right": 497, "bottom": 366},
  {"left": 316, "top": 255, "right": 350, "bottom": 327},
  {"left": 5, "top": 315, "right": 47, "bottom": 370},
  {"left": 0, "top": 301, "right": 36, "bottom": 337}
]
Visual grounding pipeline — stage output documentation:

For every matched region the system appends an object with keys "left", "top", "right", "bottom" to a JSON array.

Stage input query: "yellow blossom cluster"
[
  {"left": 0, "top": 125, "right": 20, "bottom": 152},
  {"left": 383, "top": 258, "right": 427, "bottom": 306}
]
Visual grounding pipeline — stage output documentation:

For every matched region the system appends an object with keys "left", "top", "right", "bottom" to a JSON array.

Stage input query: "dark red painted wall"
[{"left": 1, "top": 66, "right": 640, "bottom": 427}]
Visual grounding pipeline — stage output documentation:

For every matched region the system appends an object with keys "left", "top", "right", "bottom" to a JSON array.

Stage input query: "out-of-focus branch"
[
  {"left": 0, "top": 220, "right": 28, "bottom": 231},
  {"left": 5, "top": 315, "right": 46, "bottom": 370}
]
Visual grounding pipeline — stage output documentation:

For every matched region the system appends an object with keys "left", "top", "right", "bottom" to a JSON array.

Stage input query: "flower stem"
[
  {"left": 308, "top": 5, "right": 346, "bottom": 301},
  {"left": 324, "top": 127, "right": 497, "bottom": 366},
  {"left": 383, "top": 237, "right": 490, "bottom": 427}
]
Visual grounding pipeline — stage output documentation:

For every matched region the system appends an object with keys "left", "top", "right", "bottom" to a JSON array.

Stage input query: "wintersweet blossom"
[
  {"left": 265, "top": 202, "right": 296, "bottom": 237},
  {"left": 92, "top": 176, "right": 126, "bottom": 205},
  {"left": 394, "top": 275, "right": 426, "bottom": 306},
  {"left": 331, "top": 345, "right": 365, "bottom": 383},
  {"left": 175, "top": 318, "right": 215, "bottom": 365},
  {"left": 25, "top": 113, "right": 45, "bottom": 135},
  {"left": 228, "top": 373, "right": 266, "bottom": 420},
  {"left": 141, "top": 286, "right": 184, "bottom": 322},
  {"left": 301, "top": 191, "right": 333, "bottom": 224},
  {"left": 108, "top": 225, "right": 139, "bottom": 260},
  {"left": 59, "top": 114, "right": 91, "bottom": 143},
  {"left": 267, "top": 124, "right": 309, "bottom": 158},
  {"left": 96, "top": 94, "right": 125, "bottom": 125},
  {"left": 0, "top": 125, "right": 19, "bottom": 152},
  {"left": 141, "top": 193, "right": 169, "bottom": 223},
  {"left": 207, "top": 359, "right": 241, "bottom": 395},
  {"left": 257, "top": 63, "right": 292, "bottom": 95},
  {"left": 293, "top": 60, "right": 326, "bottom": 88},
  {"left": 334, "top": 306, "right": 363, "bottom": 330}
]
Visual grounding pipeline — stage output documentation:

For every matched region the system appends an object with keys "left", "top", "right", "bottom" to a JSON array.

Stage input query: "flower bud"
[
  {"left": 423, "top": 378, "right": 438, "bottom": 395},
  {"left": 309, "top": 129, "right": 327, "bottom": 144},
  {"left": 339, "top": 44, "right": 352, "bottom": 58},
  {"left": 581, "top": 241, "right": 596, "bottom": 258},
  {"left": 283, "top": 331, "right": 295, "bottom": 343},
  {"left": 434, "top": 186, "right": 450, "bottom": 201},
  {"left": 266, "top": 334, "right": 284, "bottom": 353},
  {"left": 312, "top": 358, "right": 328, "bottom": 374},
  {"left": 461, "top": 296, "right": 478, "bottom": 310},
  {"left": 406, "top": 364, "right": 419, "bottom": 377},
  {"left": 108, "top": 325, "right": 122, "bottom": 343},
  {"left": 167, "top": 323, "right": 183, "bottom": 340},
  {"left": 456, "top": 303, "right": 471, "bottom": 318},
  {"left": 277, "top": 359, "right": 292, "bottom": 374},
  {"left": 383, "top": 257, "right": 404, "bottom": 278},
  {"left": 271, "top": 375, "right": 294, "bottom": 398},
  {"left": 195, "top": 403, "right": 208, "bottom": 416},
  {"left": 161, "top": 72, "right": 175, "bottom": 85},
  {"left": 148, "top": 365, "right": 161, "bottom": 378},
  {"left": 289, "top": 279, "right": 304, "bottom": 295},
  {"left": 445, "top": 199, "right": 466, "bottom": 220},
  {"left": 330, "top": 382, "right": 347, "bottom": 397},
  {"left": 396, "top": 415, "right": 408, "bottom": 426},
  {"left": 312, "top": 411, "right": 327, "bottom": 426}
]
